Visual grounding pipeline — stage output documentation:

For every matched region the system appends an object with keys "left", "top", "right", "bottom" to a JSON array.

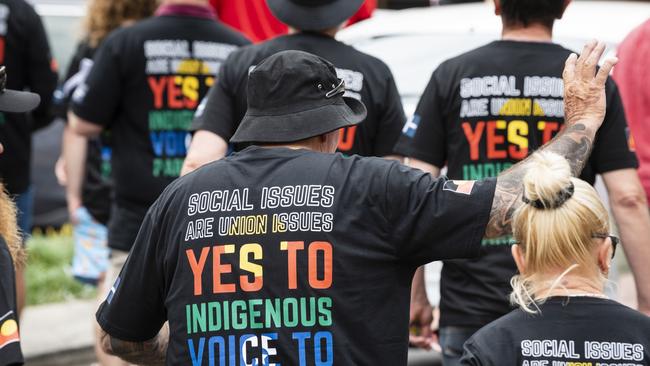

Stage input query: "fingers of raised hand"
[
  {"left": 563, "top": 53, "right": 578, "bottom": 81},
  {"left": 575, "top": 40, "right": 597, "bottom": 78},
  {"left": 582, "top": 41, "right": 606, "bottom": 79},
  {"left": 595, "top": 56, "right": 618, "bottom": 85}
]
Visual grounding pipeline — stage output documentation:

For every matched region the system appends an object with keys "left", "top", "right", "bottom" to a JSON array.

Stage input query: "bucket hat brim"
[
  {"left": 231, "top": 96, "right": 367, "bottom": 144},
  {"left": 0, "top": 89, "right": 40, "bottom": 113},
  {"left": 267, "top": 0, "right": 365, "bottom": 31}
]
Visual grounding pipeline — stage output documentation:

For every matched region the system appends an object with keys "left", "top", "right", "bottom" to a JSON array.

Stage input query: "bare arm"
[
  {"left": 68, "top": 110, "right": 103, "bottom": 138},
  {"left": 61, "top": 125, "right": 88, "bottom": 223},
  {"left": 181, "top": 130, "right": 229, "bottom": 176},
  {"left": 602, "top": 169, "right": 650, "bottom": 315},
  {"left": 487, "top": 41, "right": 616, "bottom": 238},
  {"left": 100, "top": 323, "right": 169, "bottom": 366},
  {"left": 407, "top": 158, "right": 441, "bottom": 349}
]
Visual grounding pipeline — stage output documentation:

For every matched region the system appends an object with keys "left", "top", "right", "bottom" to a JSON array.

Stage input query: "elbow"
[
  {"left": 180, "top": 157, "right": 204, "bottom": 176},
  {"left": 611, "top": 191, "right": 648, "bottom": 212}
]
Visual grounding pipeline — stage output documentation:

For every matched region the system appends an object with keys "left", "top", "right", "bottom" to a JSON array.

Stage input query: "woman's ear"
[
  {"left": 512, "top": 244, "right": 526, "bottom": 274},
  {"left": 494, "top": 0, "right": 502, "bottom": 16},
  {"left": 597, "top": 239, "right": 612, "bottom": 275}
]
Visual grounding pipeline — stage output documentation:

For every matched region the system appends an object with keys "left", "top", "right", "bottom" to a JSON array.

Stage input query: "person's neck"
[
  {"left": 288, "top": 27, "right": 338, "bottom": 38},
  {"left": 501, "top": 23, "right": 553, "bottom": 43},
  {"left": 162, "top": 0, "right": 208, "bottom": 7},
  {"left": 534, "top": 273, "right": 606, "bottom": 299}
]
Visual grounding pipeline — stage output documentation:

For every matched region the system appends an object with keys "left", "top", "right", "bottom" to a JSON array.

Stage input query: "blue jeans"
[
  {"left": 439, "top": 326, "right": 479, "bottom": 366},
  {"left": 14, "top": 186, "right": 34, "bottom": 242}
]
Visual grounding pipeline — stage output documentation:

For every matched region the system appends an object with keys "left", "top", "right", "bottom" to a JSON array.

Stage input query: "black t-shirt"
[
  {"left": 96, "top": 146, "right": 496, "bottom": 365},
  {"left": 191, "top": 32, "right": 405, "bottom": 157},
  {"left": 71, "top": 7, "right": 250, "bottom": 250},
  {"left": 393, "top": 40, "right": 639, "bottom": 328},
  {"left": 461, "top": 297, "right": 650, "bottom": 366},
  {"left": 0, "top": 0, "right": 58, "bottom": 195},
  {"left": 0, "top": 237, "right": 22, "bottom": 366},
  {"left": 59, "top": 40, "right": 112, "bottom": 225}
]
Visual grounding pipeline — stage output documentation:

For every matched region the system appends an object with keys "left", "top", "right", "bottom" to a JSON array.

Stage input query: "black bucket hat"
[
  {"left": 230, "top": 50, "right": 367, "bottom": 144},
  {"left": 0, "top": 66, "right": 40, "bottom": 113},
  {"left": 267, "top": 0, "right": 365, "bottom": 31}
]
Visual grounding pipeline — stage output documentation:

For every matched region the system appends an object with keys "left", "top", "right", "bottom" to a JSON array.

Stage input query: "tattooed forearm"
[
  {"left": 100, "top": 325, "right": 169, "bottom": 366},
  {"left": 485, "top": 122, "right": 595, "bottom": 238}
]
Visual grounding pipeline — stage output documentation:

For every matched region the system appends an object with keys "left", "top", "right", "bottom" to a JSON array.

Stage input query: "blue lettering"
[
  {"left": 188, "top": 338, "right": 205, "bottom": 366},
  {"left": 208, "top": 336, "right": 226, "bottom": 366},
  {"left": 314, "top": 332, "right": 333, "bottom": 366},
  {"left": 292, "top": 332, "right": 311, "bottom": 366}
]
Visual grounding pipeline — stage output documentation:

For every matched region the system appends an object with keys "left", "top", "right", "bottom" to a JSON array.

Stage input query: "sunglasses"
[{"left": 592, "top": 234, "right": 619, "bottom": 259}]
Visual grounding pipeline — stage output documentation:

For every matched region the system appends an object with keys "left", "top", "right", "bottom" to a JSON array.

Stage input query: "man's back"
[
  {"left": 394, "top": 40, "right": 637, "bottom": 328},
  {"left": 192, "top": 33, "right": 405, "bottom": 157},
  {"left": 71, "top": 7, "right": 249, "bottom": 250},
  {"left": 97, "top": 146, "right": 496, "bottom": 365}
]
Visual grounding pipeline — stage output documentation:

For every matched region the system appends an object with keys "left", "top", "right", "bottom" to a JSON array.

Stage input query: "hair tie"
[{"left": 522, "top": 182, "right": 575, "bottom": 209}]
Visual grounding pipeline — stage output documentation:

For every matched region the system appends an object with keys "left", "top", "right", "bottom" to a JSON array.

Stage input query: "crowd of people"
[{"left": 0, "top": 0, "right": 649, "bottom": 365}]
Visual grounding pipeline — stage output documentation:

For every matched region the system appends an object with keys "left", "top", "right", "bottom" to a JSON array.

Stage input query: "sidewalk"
[{"left": 21, "top": 299, "right": 96, "bottom": 364}]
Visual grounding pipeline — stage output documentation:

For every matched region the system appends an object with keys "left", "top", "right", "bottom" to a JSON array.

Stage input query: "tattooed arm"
[
  {"left": 100, "top": 323, "right": 169, "bottom": 366},
  {"left": 486, "top": 40, "right": 618, "bottom": 238}
]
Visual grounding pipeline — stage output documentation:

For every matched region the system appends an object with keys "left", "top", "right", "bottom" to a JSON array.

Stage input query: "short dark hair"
[{"left": 500, "top": 0, "right": 565, "bottom": 28}]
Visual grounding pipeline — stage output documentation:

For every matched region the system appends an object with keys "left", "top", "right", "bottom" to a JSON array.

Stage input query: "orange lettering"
[
  {"left": 462, "top": 122, "right": 485, "bottom": 161},
  {"left": 186, "top": 247, "right": 210, "bottom": 296},
  {"left": 213, "top": 245, "right": 236, "bottom": 294},
  {"left": 282, "top": 241, "right": 304, "bottom": 290},
  {"left": 148, "top": 76, "right": 167, "bottom": 109},
  {"left": 486, "top": 121, "right": 507, "bottom": 159},
  {"left": 337, "top": 126, "right": 357, "bottom": 152},
  {"left": 167, "top": 76, "right": 184, "bottom": 109},
  {"left": 308, "top": 241, "right": 333, "bottom": 289}
]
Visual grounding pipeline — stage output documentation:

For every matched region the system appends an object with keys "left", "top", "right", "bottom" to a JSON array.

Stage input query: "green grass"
[{"left": 25, "top": 230, "right": 97, "bottom": 306}]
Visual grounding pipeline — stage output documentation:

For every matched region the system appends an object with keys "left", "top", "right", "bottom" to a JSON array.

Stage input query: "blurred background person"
[
  {"left": 208, "top": 0, "right": 377, "bottom": 43},
  {"left": 182, "top": 0, "right": 405, "bottom": 176},
  {"left": 613, "top": 19, "right": 650, "bottom": 210},
  {"left": 461, "top": 152, "right": 650, "bottom": 365},
  {"left": 0, "top": 66, "right": 40, "bottom": 366},
  {"left": 56, "top": 0, "right": 158, "bottom": 364},
  {"left": 68, "top": 5, "right": 248, "bottom": 364},
  {"left": 394, "top": 0, "right": 650, "bottom": 363},
  {"left": 0, "top": 0, "right": 58, "bottom": 316}
]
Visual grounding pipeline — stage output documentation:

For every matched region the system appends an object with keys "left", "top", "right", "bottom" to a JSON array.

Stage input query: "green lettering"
[
  {"left": 318, "top": 297, "right": 332, "bottom": 326},
  {"left": 283, "top": 298, "right": 299, "bottom": 327},
  {"left": 265, "top": 298, "right": 282, "bottom": 328},
  {"left": 191, "top": 303, "right": 206, "bottom": 334},
  {"left": 231, "top": 300, "right": 247, "bottom": 330},
  {"left": 300, "top": 297, "right": 316, "bottom": 327},
  {"left": 208, "top": 302, "right": 221, "bottom": 332},
  {"left": 249, "top": 299, "right": 263, "bottom": 330}
]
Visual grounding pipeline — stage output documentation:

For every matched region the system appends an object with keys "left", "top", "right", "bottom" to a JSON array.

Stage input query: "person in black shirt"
[
  {"left": 0, "top": 67, "right": 41, "bottom": 366},
  {"left": 0, "top": 0, "right": 58, "bottom": 316},
  {"left": 181, "top": 0, "right": 406, "bottom": 176},
  {"left": 393, "top": 0, "right": 650, "bottom": 362},
  {"left": 461, "top": 151, "right": 650, "bottom": 366},
  {"left": 95, "top": 44, "right": 615, "bottom": 365},
  {"left": 68, "top": 0, "right": 250, "bottom": 282}
]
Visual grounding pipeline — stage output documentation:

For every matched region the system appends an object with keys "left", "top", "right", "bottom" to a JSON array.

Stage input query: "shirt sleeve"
[
  {"left": 96, "top": 199, "right": 167, "bottom": 342},
  {"left": 71, "top": 34, "right": 123, "bottom": 128},
  {"left": 190, "top": 53, "right": 239, "bottom": 141},
  {"left": 460, "top": 338, "right": 487, "bottom": 366},
  {"left": 589, "top": 78, "right": 639, "bottom": 174},
  {"left": 24, "top": 4, "right": 58, "bottom": 131},
  {"left": 384, "top": 162, "right": 496, "bottom": 265},
  {"left": 392, "top": 67, "right": 448, "bottom": 167},
  {"left": 372, "top": 72, "right": 406, "bottom": 157}
]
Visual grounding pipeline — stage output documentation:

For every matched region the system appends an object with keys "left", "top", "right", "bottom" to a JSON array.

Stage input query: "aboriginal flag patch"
[{"left": 443, "top": 180, "right": 475, "bottom": 195}]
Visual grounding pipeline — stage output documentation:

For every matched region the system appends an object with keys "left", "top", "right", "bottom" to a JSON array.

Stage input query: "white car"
[{"left": 339, "top": 1, "right": 650, "bottom": 115}]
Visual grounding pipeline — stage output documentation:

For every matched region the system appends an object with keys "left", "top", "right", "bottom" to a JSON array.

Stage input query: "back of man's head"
[{"left": 498, "top": 0, "right": 568, "bottom": 29}]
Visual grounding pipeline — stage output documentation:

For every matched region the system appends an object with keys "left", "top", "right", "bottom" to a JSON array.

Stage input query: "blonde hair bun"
[{"left": 522, "top": 151, "right": 573, "bottom": 209}]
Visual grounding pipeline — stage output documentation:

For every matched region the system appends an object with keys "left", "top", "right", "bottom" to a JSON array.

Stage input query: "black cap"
[
  {"left": 0, "top": 66, "right": 40, "bottom": 113},
  {"left": 267, "top": 0, "right": 365, "bottom": 31},
  {"left": 230, "top": 50, "right": 367, "bottom": 144}
]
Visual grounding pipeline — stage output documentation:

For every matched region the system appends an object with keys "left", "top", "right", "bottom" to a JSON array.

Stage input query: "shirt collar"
[{"left": 155, "top": 3, "right": 216, "bottom": 20}]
